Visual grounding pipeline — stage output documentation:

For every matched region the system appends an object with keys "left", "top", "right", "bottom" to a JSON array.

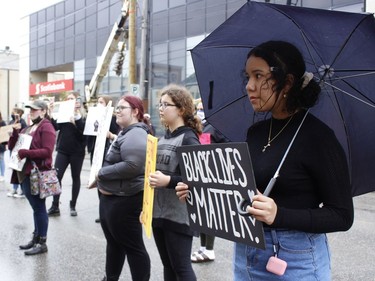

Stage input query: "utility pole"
[
  {"left": 139, "top": 0, "right": 149, "bottom": 100},
  {"left": 128, "top": 0, "right": 137, "bottom": 87}
]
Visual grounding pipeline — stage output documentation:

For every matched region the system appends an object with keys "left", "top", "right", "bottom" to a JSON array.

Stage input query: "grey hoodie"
[
  {"left": 152, "top": 126, "right": 200, "bottom": 234},
  {"left": 97, "top": 123, "right": 149, "bottom": 196}
]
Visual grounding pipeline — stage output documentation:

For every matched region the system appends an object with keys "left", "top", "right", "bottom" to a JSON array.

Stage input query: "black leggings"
[
  {"left": 100, "top": 192, "right": 150, "bottom": 281},
  {"left": 153, "top": 227, "right": 196, "bottom": 281},
  {"left": 200, "top": 233, "right": 215, "bottom": 250},
  {"left": 53, "top": 152, "right": 85, "bottom": 206}
]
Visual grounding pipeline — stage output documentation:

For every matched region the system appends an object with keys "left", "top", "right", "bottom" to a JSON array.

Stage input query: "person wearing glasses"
[
  {"left": 148, "top": 84, "right": 202, "bottom": 281},
  {"left": 48, "top": 91, "right": 86, "bottom": 217},
  {"left": 96, "top": 95, "right": 152, "bottom": 281}
]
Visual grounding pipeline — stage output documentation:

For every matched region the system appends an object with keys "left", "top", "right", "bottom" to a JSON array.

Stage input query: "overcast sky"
[{"left": 0, "top": 0, "right": 61, "bottom": 53}]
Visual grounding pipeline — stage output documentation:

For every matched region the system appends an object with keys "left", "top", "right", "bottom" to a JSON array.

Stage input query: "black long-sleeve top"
[
  {"left": 52, "top": 118, "right": 86, "bottom": 156},
  {"left": 246, "top": 110, "right": 354, "bottom": 233}
]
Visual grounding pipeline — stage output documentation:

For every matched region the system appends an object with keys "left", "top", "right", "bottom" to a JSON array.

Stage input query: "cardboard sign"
[
  {"left": 0, "top": 125, "right": 14, "bottom": 143},
  {"left": 177, "top": 142, "right": 265, "bottom": 249},
  {"left": 8, "top": 134, "right": 33, "bottom": 171},
  {"left": 53, "top": 100, "right": 75, "bottom": 123},
  {"left": 84, "top": 106, "right": 113, "bottom": 136},
  {"left": 141, "top": 135, "right": 158, "bottom": 238},
  {"left": 88, "top": 102, "right": 113, "bottom": 187}
]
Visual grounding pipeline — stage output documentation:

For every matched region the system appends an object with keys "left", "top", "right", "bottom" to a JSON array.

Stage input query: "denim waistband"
[{"left": 263, "top": 227, "right": 290, "bottom": 232}]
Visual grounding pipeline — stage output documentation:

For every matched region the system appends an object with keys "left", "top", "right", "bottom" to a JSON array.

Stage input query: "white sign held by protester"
[
  {"left": 88, "top": 102, "right": 114, "bottom": 188},
  {"left": 83, "top": 106, "right": 109, "bottom": 136},
  {"left": 0, "top": 125, "right": 14, "bottom": 143},
  {"left": 8, "top": 134, "right": 33, "bottom": 171},
  {"left": 53, "top": 100, "right": 75, "bottom": 123}
]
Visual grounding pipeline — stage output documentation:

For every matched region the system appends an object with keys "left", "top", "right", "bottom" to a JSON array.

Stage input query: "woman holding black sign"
[
  {"left": 149, "top": 84, "right": 202, "bottom": 281},
  {"left": 177, "top": 41, "right": 354, "bottom": 280}
]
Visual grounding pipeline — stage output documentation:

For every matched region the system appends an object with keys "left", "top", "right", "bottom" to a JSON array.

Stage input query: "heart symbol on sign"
[
  {"left": 190, "top": 213, "right": 196, "bottom": 223},
  {"left": 248, "top": 189, "right": 255, "bottom": 201}
]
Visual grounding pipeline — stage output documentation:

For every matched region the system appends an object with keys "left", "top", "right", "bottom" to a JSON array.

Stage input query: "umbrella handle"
[
  {"left": 237, "top": 198, "right": 252, "bottom": 216},
  {"left": 263, "top": 177, "right": 277, "bottom": 197}
]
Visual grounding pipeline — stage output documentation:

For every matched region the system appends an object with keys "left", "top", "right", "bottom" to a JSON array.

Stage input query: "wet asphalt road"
[{"left": 0, "top": 153, "right": 374, "bottom": 281}]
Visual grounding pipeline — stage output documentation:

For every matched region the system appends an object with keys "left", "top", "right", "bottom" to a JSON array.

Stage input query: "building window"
[
  {"left": 98, "top": 1, "right": 110, "bottom": 29},
  {"left": 169, "top": 6, "right": 186, "bottom": 39},
  {"left": 38, "top": 10, "right": 46, "bottom": 24},
  {"left": 75, "top": 9, "right": 86, "bottom": 35},
  {"left": 187, "top": 1, "right": 205, "bottom": 36},
  {"left": 30, "top": 14, "right": 38, "bottom": 27},
  {"left": 46, "top": 6, "right": 55, "bottom": 21},
  {"left": 170, "top": 0, "right": 186, "bottom": 8},
  {"left": 65, "top": 0, "right": 75, "bottom": 14},
  {"left": 74, "top": 60, "right": 85, "bottom": 94},
  {"left": 86, "top": 9, "right": 97, "bottom": 32},
  {"left": 38, "top": 24, "right": 46, "bottom": 46},
  {"left": 46, "top": 21, "right": 55, "bottom": 44},
  {"left": 75, "top": 34, "right": 85, "bottom": 60},
  {"left": 151, "top": 11, "right": 168, "bottom": 42},
  {"left": 55, "top": 2, "right": 65, "bottom": 18},
  {"left": 206, "top": 0, "right": 226, "bottom": 32},
  {"left": 152, "top": 0, "right": 168, "bottom": 13},
  {"left": 151, "top": 42, "right": 168, "bottom": 88},
  {"left": 169, "top": 39, "right": 186, "bottom": 84},
  {"left": 186, "top": 35, "right": 205, "bottom": 78}
]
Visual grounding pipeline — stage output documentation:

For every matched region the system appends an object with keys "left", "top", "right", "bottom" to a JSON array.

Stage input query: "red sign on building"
[{"left": 29, "top": 79, "right": 74, "bottom": 96}]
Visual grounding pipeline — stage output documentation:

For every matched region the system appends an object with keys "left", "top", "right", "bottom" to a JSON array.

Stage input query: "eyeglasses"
[
  {"left": 158, "top": 102, "right": 177, "bottom": 110},
  {"left": 115, "top": 105, "right": 132, "bottom": 111}
]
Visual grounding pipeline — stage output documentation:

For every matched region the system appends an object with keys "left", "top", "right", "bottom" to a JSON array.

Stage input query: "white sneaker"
[
  {"left": 0, "top": 176, "right": 5, "bottom": 182},
  {"left": 7, "top": 190, "right": 17, "bottom": 197},
  {"left": 14, "top": 193, "right": 25, "bottom": 198}
]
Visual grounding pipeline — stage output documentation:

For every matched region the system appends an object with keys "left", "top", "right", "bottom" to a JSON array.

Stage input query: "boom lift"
[{"left": 85, "top": 0, "right": 130, "bottom": 103}]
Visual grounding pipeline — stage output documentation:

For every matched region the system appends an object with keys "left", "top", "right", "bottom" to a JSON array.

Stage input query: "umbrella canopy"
[{"left": 191, "top": 1, "right": 375, "bottom": 196}]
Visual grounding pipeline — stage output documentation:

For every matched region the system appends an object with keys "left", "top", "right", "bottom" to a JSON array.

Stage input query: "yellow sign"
[{"left": 141, "top": 134, "right": 158, "bottom": 238}]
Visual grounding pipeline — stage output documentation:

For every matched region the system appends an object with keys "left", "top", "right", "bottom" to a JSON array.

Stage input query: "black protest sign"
[{"left": 177, "top": 142, "right": 265, "bottom": 249}]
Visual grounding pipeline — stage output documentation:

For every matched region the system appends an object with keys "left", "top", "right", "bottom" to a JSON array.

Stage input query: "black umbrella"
[{"left": 191, "top": 1, "right": 375, "bottom": 196}]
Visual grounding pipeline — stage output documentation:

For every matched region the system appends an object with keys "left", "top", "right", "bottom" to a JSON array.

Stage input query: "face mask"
[
  {"left": 197, "top": 110, "right": 205, "bottom": 121},
  {"left": 31, "top": 116, "right": 42, "bottom": 125}
]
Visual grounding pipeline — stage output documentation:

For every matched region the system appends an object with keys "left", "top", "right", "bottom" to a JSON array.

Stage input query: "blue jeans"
[
  {"left": 0, "top": 152, "right": 4, "bottom": 176},
  {"left": 21, "top": 177, "right": 49, "bottom": 237},
  {"left": 234, "top": 230, "right": 331, "bottom": 281}
]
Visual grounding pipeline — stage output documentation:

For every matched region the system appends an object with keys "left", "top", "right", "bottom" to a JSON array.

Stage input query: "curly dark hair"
[
  {"left": 159, "top": 84, "right": 202, "bottom": 135},
  {"left": 247, "top": 40, "right": 321, "bottom": 113}
]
